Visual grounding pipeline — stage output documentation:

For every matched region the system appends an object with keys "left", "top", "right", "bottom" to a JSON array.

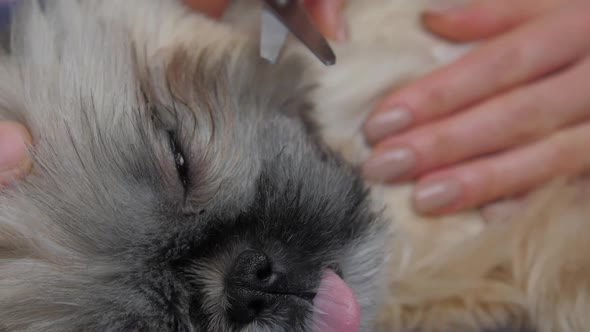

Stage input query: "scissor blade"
[
  {"left": 260, "top": 7, "right": 289, "bottom": 64},
  {"left": 262, "top": 0, "right": 335, "bottom": 66}
]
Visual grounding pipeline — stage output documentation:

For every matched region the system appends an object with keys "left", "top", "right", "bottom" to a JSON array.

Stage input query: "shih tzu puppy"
[
  {"left": 0, "top": 1, "right": 387, "bottom": 331},
  {"left": 3, "top": 0, "right": 587, "bottom": 331}
]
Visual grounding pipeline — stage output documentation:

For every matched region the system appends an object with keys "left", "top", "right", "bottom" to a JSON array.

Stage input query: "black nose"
[{"left": 225, "top": 250, "right": 287, "bottom": 324}]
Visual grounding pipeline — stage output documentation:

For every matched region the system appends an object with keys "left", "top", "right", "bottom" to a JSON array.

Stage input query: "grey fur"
[{"left": 0, "top": 1, "right": 386, "bottom": 331}]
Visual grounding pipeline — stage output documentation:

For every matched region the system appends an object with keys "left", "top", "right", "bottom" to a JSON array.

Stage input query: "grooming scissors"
[{"left": 260, "top": 0, "right": 336, "bottom": 66}]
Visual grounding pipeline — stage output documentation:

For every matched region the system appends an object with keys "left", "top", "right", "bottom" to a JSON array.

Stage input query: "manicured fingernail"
[
  {"left": 362, "top": 148, "right": 415, "bottom": 182},
  {"left": 364, "top": 107, "right": 412, "bottom": 144},
  {"left": 413, "top": 179, "right": 461, "bottom": 213},
  {"left": 424, "top": 0, "right": 469, "bottom": 15},
  {"left": 0, "top": 122, "right": 31, "bottom": 173}
]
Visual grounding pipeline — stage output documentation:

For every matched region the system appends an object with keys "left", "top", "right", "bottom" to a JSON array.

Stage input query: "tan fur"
[{"left": 226, "top": 0, "right": 590, "bottom": 331}]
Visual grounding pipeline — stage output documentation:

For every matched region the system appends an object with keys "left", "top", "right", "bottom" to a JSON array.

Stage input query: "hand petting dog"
[{"left": 363, "top": 0, "right": 590, "bottom": 216}]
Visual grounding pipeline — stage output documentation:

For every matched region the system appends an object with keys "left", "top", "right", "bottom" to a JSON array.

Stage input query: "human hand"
[
  {"left": 0, "top": 122, "right": 32, "bottom": 185},
  {"left": 361, "top": 0, "right": 590, "bottom": 216},
  {"left": 184, "top": 0, "right": 348, "bottom": 41}
]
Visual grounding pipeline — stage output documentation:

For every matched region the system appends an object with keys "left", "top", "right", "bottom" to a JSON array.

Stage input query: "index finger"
[{"left": 364, "top": 1, "right": 590, "bottom": 145}]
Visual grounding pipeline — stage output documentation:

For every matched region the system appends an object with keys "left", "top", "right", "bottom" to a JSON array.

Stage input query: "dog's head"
[{"left": 0, "top": 1, "right": 386, "bottom": 331}]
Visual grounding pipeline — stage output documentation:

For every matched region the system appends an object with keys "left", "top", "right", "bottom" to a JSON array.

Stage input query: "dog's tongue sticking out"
[{"left": 312, "top": 270, "right": 360, "bottom": 332}]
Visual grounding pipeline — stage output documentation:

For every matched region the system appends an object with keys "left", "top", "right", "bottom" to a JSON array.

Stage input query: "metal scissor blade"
[
  {"left": 260, "top": 7, "right": 289, "bottom": 64},
  {"left": 261, "top": 0, "right": 336, "bottom": 66}
]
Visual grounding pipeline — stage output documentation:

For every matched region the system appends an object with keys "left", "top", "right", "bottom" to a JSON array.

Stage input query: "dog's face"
[{"left": 0, "top": 1, "right": 386, "bottom": 331}]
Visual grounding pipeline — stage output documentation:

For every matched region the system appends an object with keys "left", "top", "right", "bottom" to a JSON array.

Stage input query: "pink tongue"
[{"left": 312, "top": 270, "right": 360, "bottom": 332}]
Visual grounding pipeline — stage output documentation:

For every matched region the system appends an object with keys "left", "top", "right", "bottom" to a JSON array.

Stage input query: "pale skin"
[
  {"left": 5, "top": 0, "right": 588, "bottom": 221},
  {"left": 362, "top": 0, "right": 590, "bottom": 216}
]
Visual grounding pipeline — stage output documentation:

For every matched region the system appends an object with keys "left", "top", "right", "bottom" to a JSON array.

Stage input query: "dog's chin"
[{"left": 311, "top": 269, "right": 360, "bottom": 332}]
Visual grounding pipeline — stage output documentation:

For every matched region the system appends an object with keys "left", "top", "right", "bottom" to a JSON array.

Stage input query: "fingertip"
[
  {"left": 421, "top": 9, "right": 496, "bottom": 42},
  {"left": 412, "top": 165, "right": 488, "bottom": 216},
  {"left": 303, "top": 0, "right": 348, "bottom": 42},
  {"left": 421, "top": 0, "right": 519, "bottom": 42},
  {"left": 421, "top": 12, "right": 476, "bottom": 42},
  {"left": 363, "top": 106, "right": 413, "bottom": 146},
  {"left": 412, "top": 176, "right": 465, "bottom": 216},
  {"left": 0, "top": 121, "right": 33, "bottom": 185}
]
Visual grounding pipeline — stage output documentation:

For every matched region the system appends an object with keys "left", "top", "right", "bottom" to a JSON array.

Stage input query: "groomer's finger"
[
  {"left": 364, "top": 0, "right": 590, "bottom": 145},
  {"left": 0, "top": 122, "right": 32, "bottom": 185},
  {"left": 411, "top": 121, "right": 590, "bottom": 215},
  {"left": 183, "top": 0, "right": 230, "bottom": 18},
  {"left": 364, "top": 53, "right": 590, "bottom": 182},
  {"left": 302, "top": 0, "right": 347, "bottom": 42},
  {"left": 422, "top": 0, "right": 565, "bottom": 42}
]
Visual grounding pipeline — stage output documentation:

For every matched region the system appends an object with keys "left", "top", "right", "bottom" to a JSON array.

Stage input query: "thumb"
[
  {"left": 421, "top": 0, "right": 560, "bottom": 42},
  {"left": 0, "top": 122, "right": 32, "bottom": 185}
]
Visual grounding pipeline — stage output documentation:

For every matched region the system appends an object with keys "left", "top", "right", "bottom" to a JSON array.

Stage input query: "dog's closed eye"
[{"left": 168, "top": 131, "right": 189, "bottom": 189}]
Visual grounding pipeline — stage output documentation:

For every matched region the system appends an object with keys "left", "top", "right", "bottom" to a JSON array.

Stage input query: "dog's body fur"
[{"left": 1, "top": 0, "right": 589, "bottom": 331}]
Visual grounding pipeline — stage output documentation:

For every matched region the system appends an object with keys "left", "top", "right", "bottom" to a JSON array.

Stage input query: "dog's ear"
[
  {"left": 150, "top": 39, "right": 319, "bottom": 133},
  {"left": 225, "top": 45, "right": 320, "bottom": 134}
]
